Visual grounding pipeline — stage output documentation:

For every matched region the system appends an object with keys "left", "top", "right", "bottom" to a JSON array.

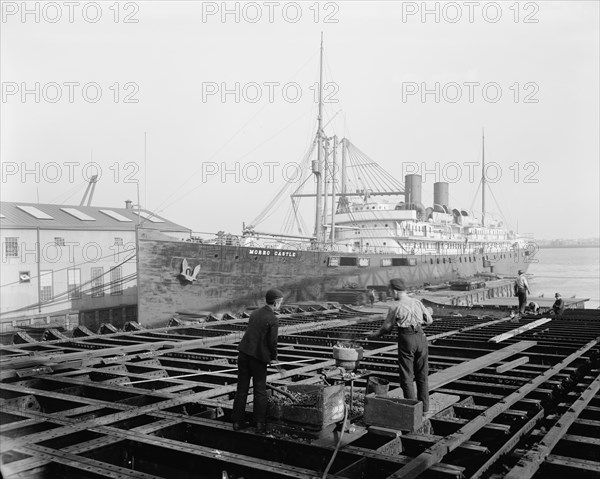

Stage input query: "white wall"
[{"left": 1, "top": 228, "right": 137, "bottom": 324}]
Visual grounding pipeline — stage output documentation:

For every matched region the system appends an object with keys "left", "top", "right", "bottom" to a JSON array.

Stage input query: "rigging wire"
[
  {"left": 3, "top": 272, "right": 138, "bottom": 317},
  {"left": 155, "top": 108, "right": 315, "bottom": 218},
  {"left": 0, "top": 254, "right": 136, "bottom": 317},
  {"left": 48, "top": 180, "right": 88, "bottom": 205},
  {"left": 469, "top": 180, "right": 482, "bottom": 212},
  {"left": 134, "top": 52, "right": 319, "bottom": 229},
  {"left": 0, "top": 248, "right": 136, "bottom": 289},
  {"left": 249, "top": 141, "right": 316, "bottom": 227}
]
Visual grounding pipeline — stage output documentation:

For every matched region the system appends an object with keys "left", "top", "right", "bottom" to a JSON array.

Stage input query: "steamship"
[{"left": 137, "top": 39, "right": 532, "bottom": 326}]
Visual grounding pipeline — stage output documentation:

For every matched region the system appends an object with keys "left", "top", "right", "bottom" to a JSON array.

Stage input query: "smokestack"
[
  {"left": 125, "top": 200, "right": 132, "bottom": 209},
  {"left": 434, "top": 182, "right": 449, "bottom": 212},
  {"left": 404, "top": 174, "right": 422, "bottom": 207}
]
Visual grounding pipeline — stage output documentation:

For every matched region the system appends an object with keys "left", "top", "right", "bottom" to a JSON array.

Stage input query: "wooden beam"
[
  {"left": 496, "top": 356, "right": 529, "bottom": 373},
  {"left": 387, "top": 340, "right": 537, "bottom": 397},
  {"left": 429, "top": 341, "right": 537, "bottom": 390},
  {"left": 488, "top": 318, "right": 552, "bottom": 343},
  {"left": 0, "top": 314, "right": 378, "bottom": 381},
  {"left": 504, "top": 370, "right": 600, "bottom": 479},
  {"left": 386, "top": 338, "right": 599, "bottom": 479}
]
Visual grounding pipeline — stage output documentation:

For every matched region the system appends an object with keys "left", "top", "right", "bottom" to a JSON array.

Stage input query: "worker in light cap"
[
  {"left": 367, "top": 278, "right": 433, "bottom": 412},
  {"left": 231, "top": 288, "right": 284, "bottom": 433}
]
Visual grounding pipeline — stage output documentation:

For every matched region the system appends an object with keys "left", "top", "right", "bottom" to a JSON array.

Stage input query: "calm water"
[{"left": 527, "top": 247, "right": 600, "bottom": 309}]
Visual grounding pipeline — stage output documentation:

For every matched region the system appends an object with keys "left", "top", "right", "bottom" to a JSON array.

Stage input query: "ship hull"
[{"left": 137, "top": 230, "right": 529, "bottom": 327}]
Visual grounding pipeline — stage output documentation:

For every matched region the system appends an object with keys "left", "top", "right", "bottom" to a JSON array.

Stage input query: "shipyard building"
[{"left": 0, "top": 201, "right": 190, "bottom": 334}]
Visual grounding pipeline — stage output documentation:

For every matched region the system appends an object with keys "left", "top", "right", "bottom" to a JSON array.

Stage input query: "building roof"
[{"left": 0, "top": 201, "right": 191, "bottom": 233}]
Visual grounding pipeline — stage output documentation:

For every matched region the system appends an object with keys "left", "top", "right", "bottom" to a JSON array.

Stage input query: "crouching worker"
[
  {"left": 527, "top": 301, "right": 541, "bottom": 314},
  {"left": 367, "top": 279, "right": 433, "bottom": 413},
  {"left": 231, "top": 289, "right": 283, "bottom": 433}
]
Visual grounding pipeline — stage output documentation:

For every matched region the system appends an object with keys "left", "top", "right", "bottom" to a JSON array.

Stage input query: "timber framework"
[{"left": 1, "top": 306, "right": 599, "bottom": 478}]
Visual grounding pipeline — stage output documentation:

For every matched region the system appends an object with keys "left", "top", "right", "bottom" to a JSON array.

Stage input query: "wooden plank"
[
  {"left": 544, "top": 455, "right": 600, "bottom": 474},
  {"left": 428, "top": 341, "right": 537, "bottom": 390},
  {"left": 469, "top": 409, "right": 544, "bottom": 479},
  {"left": 387, "top": 340, "right": 536, "bottom": 398},
  {"left": 496, "top": 356, "right": 529, "bottom": 373},
  {"left": 488, "top": 318, "right": 552, "bottom": 343},
  {"left": 386, "top": 338, "right": 599, "bottom": 479},
  {"left": 504, "top": 371, "right": 600, "bottom": 479}
]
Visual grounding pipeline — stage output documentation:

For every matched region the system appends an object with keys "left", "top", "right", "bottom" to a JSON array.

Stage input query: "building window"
[
  {"left": 55, "top": 237, "right": 65, "bottom": 246},
  {"left": 114, "top": 237, "right": 124, "bottom": 246},
  {"left": 67, "top": 269, "right": 81, "bottom": 299},
  {"left": 91, "top": 267, "right": 104, "bottom": 298},
  {"left": 111, "top": 266, "right": 122, "bottom": 295},
  {"left": 40, "top": 270, "right": 53, "bottom": 302},
  {"left": 5, "top": 237, "right": 18, "bottom": 257}
]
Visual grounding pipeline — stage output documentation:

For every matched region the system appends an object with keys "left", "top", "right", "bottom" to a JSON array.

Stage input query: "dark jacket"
[
  {"left": 552, "top": 298, "right": 565, "bottom": 315},
  {"left": 238, "top": 305, "right": 279, "bottom": 364}
]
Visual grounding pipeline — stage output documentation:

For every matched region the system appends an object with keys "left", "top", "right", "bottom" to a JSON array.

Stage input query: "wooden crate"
[
  {"left": 270, "top": 384, "right": 345, "bottom": 427},
  {"left": 363, "top": 396, "right": 423, "bottom": 431}
]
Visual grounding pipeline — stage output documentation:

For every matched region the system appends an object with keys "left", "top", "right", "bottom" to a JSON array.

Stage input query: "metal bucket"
[{"left": 333, "top": 344, "right": 364, "bottom": 371}]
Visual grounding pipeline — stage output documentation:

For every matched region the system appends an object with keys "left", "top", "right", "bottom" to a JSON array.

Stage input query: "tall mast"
[
  {"left": 322, "top": 137, "right": 329, "bottom": 236},
  {"left": 330, "top": 135, "right": 338, "bottom": 243},
  {"left": 341, "top": 138, "right": 347, "bottom": 197},
  {"left": 313, "top": 32, "right": 325, "bottom": 242},
  {"left": 481, "top": 128, "right": 486, "bottom": 227}
]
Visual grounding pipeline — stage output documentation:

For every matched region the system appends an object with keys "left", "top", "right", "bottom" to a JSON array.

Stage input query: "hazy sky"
[{"left": 2, "top": 1, "right": 598, "bottom": 240}]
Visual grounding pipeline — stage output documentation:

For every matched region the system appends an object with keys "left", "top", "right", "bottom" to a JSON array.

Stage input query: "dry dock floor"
[{"left": 1, "top": 305, "right": 599, "bottom": 479}]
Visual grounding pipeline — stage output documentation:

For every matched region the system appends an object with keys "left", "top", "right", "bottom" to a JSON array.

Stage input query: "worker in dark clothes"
[
  {"left": 551, "top": 293, "right": 565, "bottom": 316},
  {"left": 514, "top": 269, "right": 531, "bottom": 316},
  {"left": 231, "top": 289, "right": 283, "bottom": 433},
  {"left": 367, "top": 279, "right": 433, "bottom": 412}
]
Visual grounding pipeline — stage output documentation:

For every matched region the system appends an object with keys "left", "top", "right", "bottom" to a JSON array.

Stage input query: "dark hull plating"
[{"left": 137, "top": 230, "right": 529, "bottom": 327}]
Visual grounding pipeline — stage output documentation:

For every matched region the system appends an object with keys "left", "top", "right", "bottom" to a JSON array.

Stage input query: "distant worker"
[
  {"left": 514, "top": 269, "right": 531, "bottom": 316},
  {"left": 551, "top": 293, "right": 565, "bottom": 316},
  {"left": 231, "top": 288, "right": 284, "bottom": 433},
  {"left": 367, "top": 279, "right": 434, "bottom": 413},
  {"left": 528, "top": 301, "right": 540, "bottom": 314},
  {"left": 368, "top": 289, "right": 376, "bottom": 307}
]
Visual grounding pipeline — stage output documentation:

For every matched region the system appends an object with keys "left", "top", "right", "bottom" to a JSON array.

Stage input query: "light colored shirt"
[
  {"left": 528, "top": 302, "right": 540, "bottom": 311},
  {"left": 380, "top": 294, "right": 433, "bottom": 332},
  {"left": 515, "top": 274, "right": 529, "bottom": 291}
]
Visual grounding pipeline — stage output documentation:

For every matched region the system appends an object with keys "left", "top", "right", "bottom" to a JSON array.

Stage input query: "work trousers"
[
  {"left": 231, "top": 352, "right": 268, "bottom": 423},
  {"left": 517, "top": 289, "right": 528, "bottom": 314},
  {"left": 397, "top": 327, "right": 429, "bottom": 412}
]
